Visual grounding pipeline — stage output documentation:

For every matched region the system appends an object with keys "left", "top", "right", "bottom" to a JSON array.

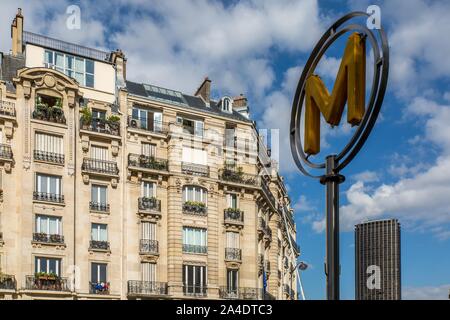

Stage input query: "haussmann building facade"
[{"left": 0, "top": 9, "right": 300, "bottom": 300}]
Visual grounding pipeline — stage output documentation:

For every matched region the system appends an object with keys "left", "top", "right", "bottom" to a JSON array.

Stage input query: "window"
[
  {"left": 36, "top": 174, "right": 61, "bottom": 195},
  {"left": 141, "top": 181, "right": 156, "bottom": 198},
  {"left": 91, "top": 145, "right": 108, "bottom": 160},
  {"left": 131, "top": 107, "right": 163, "bottom": 132},
  {"left": 177, "top": 116, "right": 204, "bottom": 137},
  {"left": 227, "top": 269, "right": 238, "bottom": 292},
  {"left": 141, "top": 143, "right": 156, "bottom": 157},
  {"left": 91, "top": 185, "right": 107, "bottom": 205},
  {"left": 141, "top": 222, "right": 156, "bottom": 240},
  {"left": 226, "top": 232, "right": 240, "bottom": 248},
  {"left": 91, "top": 263, "right": 107, "bottom": 283},
  {"left": 141, "top": 262, "right": 156, "bottom": 282},
  {"left": 35, "top": 132, "right": 63, "bottom": 155},
  {"left": 44, "top": 50, "right": 95, "bottom": 88},
  {"left": 183, "top": 186, "right": 207, "bottom": 204},
  {"left": 227, "top": 194, "right": 238, "bottom": 209},
  {"left": 182, "top": 147, "right": 207, "bottom": 165},
  {"left": 35, "top": 257, "right": 61, "bottom": 276},
  {"left": 35, "top": 215, "right": 62, "bottom": 235},
  {"left": 183, "top": 265, "right": 207, "bottom": 295},
  {"left": 183, "top": 227, "right": 207, "bottom": 248},
  {"left": 91, "top": 223, "right": 108, "bottom": 241},
  {"left": 222, "top": 97, "right": 232, "bottom": 113}
]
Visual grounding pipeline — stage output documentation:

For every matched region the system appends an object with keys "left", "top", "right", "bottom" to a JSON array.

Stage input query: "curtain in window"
[
  {"left": 227, "top": 194, "right": 238, "bottom": 209},
  {"left": 183, "top": 227, "right": 207, "bottom": 246},
  {"left": 36, "top": 215, "right": 61, "bottom": 235},
  {"left": 91, "top": 146, "right": 108, "bottom": 160},
  {"left": 183, "top": 186, "right": 207, "bottom": 204},
  {"left": 141, "top": 143, "right": 156, "bottom": 157},
  {"left": 91, "top": 224, "right": 107, "bottom": 241},
  {"left": 35, "top": 133, "right": 63, "bottom": 154},
  {"left": 141, "top": 181, "right": 155, "bottom": 198},
  {"left": 141, "top": 262, "right": 156, "bottom": 282},
  {"left": 91, "top": 185, "right": 107, "bottom": 204},
  {"left": 226, "top": 232, "right": 240, "bottom": 248},
  {"left": 141, "top": 222, "right": 156, "bottom": 240},
  {"left": 36, "top": 174, "right": 61, "bottom": 195}
]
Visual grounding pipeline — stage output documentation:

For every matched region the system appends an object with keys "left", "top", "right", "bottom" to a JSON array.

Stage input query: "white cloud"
[
  {"left": 403, "top": 284, "right": 450, "bottom": 300},
  {"left": 351, "top": 170, "right": 379, "bottom": 183}
]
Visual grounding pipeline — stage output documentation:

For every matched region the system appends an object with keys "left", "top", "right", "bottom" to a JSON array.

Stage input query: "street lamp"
[{"left": 289, "top": 261, "right": 308, "bottom": 300}]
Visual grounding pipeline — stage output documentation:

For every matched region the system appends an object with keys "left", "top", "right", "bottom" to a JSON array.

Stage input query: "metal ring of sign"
[{"left": 290, "top": 11, "right": 389, "bottom": 178}]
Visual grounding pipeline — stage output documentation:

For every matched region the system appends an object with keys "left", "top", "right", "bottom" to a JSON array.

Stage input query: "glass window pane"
[
  {"left": 86, "top": 74, "right": 94, "bottom": 88},
  {"left": 55, "top": 53, "right": 64, "bottom": 68},
  {"left": 66, "top": 55, "right": 74, "bottom": 70},
  {"left": 45, "top": 51, "right": 53, "bottom": 64},
  {"left": 86, "top": 59, "right": 94, "bottom": 74},
  {"left": 99, "top": 264, "right": 107, "bottom": 282},
  {"left": 75, "top": 58, "right": 84, "bottom": 72},
  {"left": 74, "top": 72, "right": 84, "bottom": 85}
]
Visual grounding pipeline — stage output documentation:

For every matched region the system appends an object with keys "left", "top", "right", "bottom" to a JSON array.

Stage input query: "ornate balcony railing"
[
  {"left": 32, "top": 233, "right": 64, "bottom": 244},
  {"left": 81, "top": 118, "right": 120, "bottom": 136},
  {"left": 219, "top": 287, "right": 261, "bottom": 300},
  {"left": 127, "top": 281, "right": 168, "bottom": 296},
  {"left": 0, "top": 274, "right": 16, "bottom": 291},
  {"left": 261, "top": 181, "right": 276, "bottom": 209},
  {"left": 183, "top": 285, "right": 207, "bottom": 297},
  {"left": 219, "top": 168, "right": 260, "bottom": 186},
  {"left": 128, "top": 116, "right": 169, "bottom": 135},
  {"left": 0, "top": 144, "right": 13, "bottom": 160},
  {"left": 89, "top": 201, "right": 110, "bottom": 213},
  {"left": 90, "top": 281, "right": 110, "bottom": 295},
  {"left": 25, "top": 275, "right": 70, "bottom": 291},
  {"left": 33, "top": 192, "right": 64, "bottom": 203},
  {"left": 183, "top": 202, "right": 207, "bottom": 216},
  {"left": 138, "top": 197, "right": 161, "bottom": 212},
  {"left": 139, "top": 239, "right": 159, "bottom": 254},
  {"left": 225, "top": 248, "right": 242, "bottom": 261},
  {"left": 128, "top": 154, "right": 168, "bottom": 171},
  {"left": 89, "top": 240, "right": 110, "bottom": 251},
  {"left": 181, "top": 162, "right": 209, "bottom": 177},
  {"left": 82, "top": 158, "right": 119, "bottom": 175},
  {"left": 34, "top": 150, "right": 64, "bottom": 164},
  {"left": 224, "top": 208, "right": 244, "bottom": 224},
  {"left": 183, "top": 244, "right": 207, "bottom": 254},
  {"left": 0, "top": 100, "right": 16, "bottom": 117}
]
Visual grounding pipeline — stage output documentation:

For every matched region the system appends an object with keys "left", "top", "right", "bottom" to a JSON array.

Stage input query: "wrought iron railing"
[
  {"left": 33, "top": 192, "right": 64, "bottom": 203},
  {"left": 82, "top": 158, "right": 119, "bottom": 175},
  {"left": 181, "top": 162, "right": 209, "bottom": 177},
  {"left": 219, "top": 168, "right": 260, "bottom": 186},
  {"left": 32, "top": 233, "right": 64, "bottom": 244},
  {"left": 183, "top": 285, "right": 207, "bottom": 297},
  {"left": 0, "top": 144, "right": 13, "bottom": 160},
  {"left": 80, "top": 118, "right": 120, "bottom": 136},
  {"left": 127, "top": 116, "right": 169, "bottom": 134},
  {"left": 225, "top": 248, "right": 242, "bottom": 261},
  {"left": 140, "top": 239, "right": 159, "bottom": 254},
  {"left": 25, "top": 275, "right": 70, "bottom": 291},
  {"left": 34, "top": 150, "right": 64, "bottom": 164},
  {"left": 138, "top": 197, "right": 161, "bottom": 212},
  {"left": 128, "top": 154, "right": 168, "bottom": 171},
  {"left": 0, "top": 275, "right": 16, "bottom": 291},
  {"left": 127, "top": 281, "right": 168, "bottom": 296},
  {"left": 183, "top": 202, "right": 207, "bottom": 216},
  {"left": 89, "top": 240, "right": 110, "bottom": 251},
  {"left": 219, "top": 287, "right": 261, "bottom": 300},
  {"left": 261, "top": 181, "right": 276, "bottom": 208},
  {"left": 89, "top": 201, "right": 110, "bottom": 213},
  {"left": 224, "top": 208, "right": 244, "bottom": 224},
  {"left": 0, "top": 100, "right": 16, "bottom": 117},
  {"left": 90, "top": 281, "right": 110, "bottom": 294},
  {"left": 32, "top": 104, "right": 66, "bottom": 124},
  {"left": 183, "top": 244, "right": 207, "bottom": 254}
]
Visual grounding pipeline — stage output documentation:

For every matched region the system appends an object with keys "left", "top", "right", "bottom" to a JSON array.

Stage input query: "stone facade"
[{"left": 0, "top": 9, "right": 299, "bottom": 300}]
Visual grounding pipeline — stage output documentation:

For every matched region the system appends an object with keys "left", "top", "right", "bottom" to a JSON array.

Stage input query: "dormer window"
[{"left": 222, "top": 97, "right": 232, "bottom": 113}]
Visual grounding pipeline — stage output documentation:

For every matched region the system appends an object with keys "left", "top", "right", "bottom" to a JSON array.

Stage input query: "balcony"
[
  {"left": 34, "top": 150, "right": 64, "bottom": 164},
  {"left": 0, "top": 274, "right": 16, "bottom": 291},
  {"left": 80, "top": 118, "right": 120, "bottom": 137},
  {"left": 219, "top": 167, "right": 260, "bottom": 187},
  {"left": 25, "top": 274, "right": 70, "bottom": 292},
  {"left": 181, "top": 162, "right": 209, "bottom": 177},
  {"left": 183, "top": 285, "right": 207, "bottom": 297},
  {"left": 183, "top": 244, "right": 207, "bottom": 254},
  {"left": 0, "top": 144, "right": 13, "bottom": 161},
  {"left": 127, "top": 281, "right": 168, "bottom": 296},
  {"left": 260, "top": 181, "right": 277, "bottom": 211},
  {"left": 138, "top": 197, "right": 161, "bottom": 212},
  {"left": 33, "top": 192, "right": 64, "bottom": 204},
  {"left": 90, "top": 281, "right": 110, "bottom": 295},
  {"left": 139, "top": 239, "right": 159, "bottom": 255},
  {"left": 89, "top": 240, "right": 110, "bottom": 251},
  {"left": 82, "top": 158, "right": 119, "bottom": 176},
  {"left": 182, "top": 201, "right": 207, "bottom": 216},
  {"left": 128, "top": 116, "right": 169, "bottom": 135},
  {"left": 32, "top": 233, "right": 64, "bottom": 245},
  {"left": 128, "top": 154, "right": 168, "bottom": 172},
  {"left": 224, "top": 208, "right": 244, "bottom": 226},
  {"left": 258, "top": 218, "right": 272, "bottom": 241},
  {"left": 32, "top": 96, "right": 66, "bottom": 124},
  {"left": 89, "top": 201, "right": 110, "bottom": 213},
  {"left": 219, "top": 287, "right": 261, "bottom": 300},
  {"left": 0, "top": 100, "right": 16, "bottom": 117},
  {"left": 225, "top": 248, "right": 242, "bottom": 261}
]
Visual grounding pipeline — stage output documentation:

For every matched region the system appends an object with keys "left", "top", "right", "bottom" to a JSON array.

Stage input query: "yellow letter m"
[{"left": 304, "top": 32, "right": 366, "bottom": 155}]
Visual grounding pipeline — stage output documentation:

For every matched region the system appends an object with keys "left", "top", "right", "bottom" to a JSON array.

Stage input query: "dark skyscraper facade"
[{"left": 355, "top": 219, "right": 401, "bottom": 300}]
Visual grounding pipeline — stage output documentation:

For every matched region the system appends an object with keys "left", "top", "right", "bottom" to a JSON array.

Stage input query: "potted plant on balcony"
[
  {"left": 80, "top": 107, "right": 93, "bottom": 127},
  {"left": 49, "top": 234, "right": 63, "bottom": 243},
  {"left": 183, "top": 201, "right": 206, "bottom": 214},
  {"left": 222, "top": 165, "right": 244, "bottom": 183},
  {"left": 34, "top": 232, "right": 48, "bottom": 243},
  {"left": 33, "top": 96, "right": 49, "bottom": 120},
  {"left": 0, "top": 272, "right": 15, "bottom": 289},
  {"left": 107, "top": 114, "right": 120, "bottom": 135}
]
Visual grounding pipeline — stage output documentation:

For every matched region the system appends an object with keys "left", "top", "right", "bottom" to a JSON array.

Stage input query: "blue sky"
[{"left": 1, "top": 0, "right": 450, "bottom": 299}]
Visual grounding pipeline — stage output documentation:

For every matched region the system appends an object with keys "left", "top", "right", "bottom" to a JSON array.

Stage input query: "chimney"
[
  {"left": 233, "top": 94, "right": 250, "bottom": 119},
  {"left": 195, "top": 77, "right": 211, "bottom": 106},
  {"left": 110, "top": 49, "right": 127, "bottom": 88},
  {"left": 11, "top": 8, "right": 24, "bottom": 56}
]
